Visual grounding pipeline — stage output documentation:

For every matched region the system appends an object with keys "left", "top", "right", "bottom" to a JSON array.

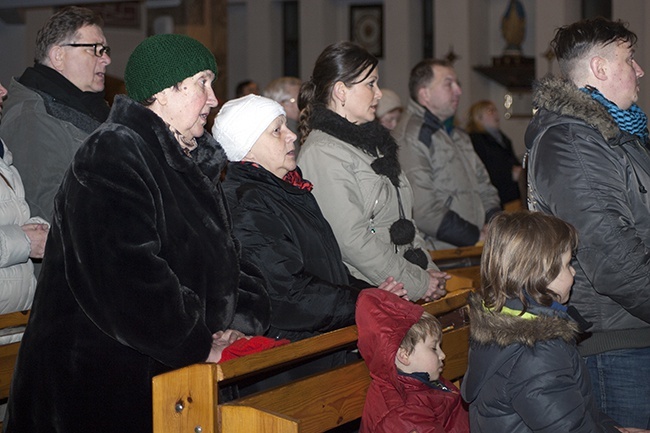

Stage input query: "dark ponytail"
[{"left": 298, "top": 41, "right": 378, "bottom": 144}]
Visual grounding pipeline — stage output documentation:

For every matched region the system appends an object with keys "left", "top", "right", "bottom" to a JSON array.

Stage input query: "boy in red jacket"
[{"left": 356, "top": 289, "right": 469, "bottom": 433}]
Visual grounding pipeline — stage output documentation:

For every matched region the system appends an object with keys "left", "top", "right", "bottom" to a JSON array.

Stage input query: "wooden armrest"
[
  {"left": 0, "top": 342, "right": 21, "bottom": 399},
  {"left": 446, "top": 268, "right": 480, "bottom": 289},
  {"left": 216, "top": 326, "right": 359, "bottom": 383},
  {"left": 430, "top": 246, "right": 482, "bottom": 262},
  {"left": 0, "top": 310, "right": 30, "bottom": 329},
  {"left": 152, "top": 363, "right": 219, "bottom": 433},
  {"left": 219, "top": 289, "right": 473, "bottom": 383}
]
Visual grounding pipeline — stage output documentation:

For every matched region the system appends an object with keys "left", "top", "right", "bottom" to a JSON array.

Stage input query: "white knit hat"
[
  {"left": 212, "top": 94, "right": 285, "bottom": 161},
  {"left": 376, "top": 89, "right": 403, "bottom": 118}
]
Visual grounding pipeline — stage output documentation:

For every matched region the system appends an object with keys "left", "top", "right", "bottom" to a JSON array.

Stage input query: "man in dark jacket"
[
  {"left": 526, "top": 17, "right": 650, "bottom": 428},
  {"left": 0, "top": 6, "right": 111, "bottom": 222}
]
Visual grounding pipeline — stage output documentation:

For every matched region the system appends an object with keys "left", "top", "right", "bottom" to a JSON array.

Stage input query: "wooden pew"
[
  {"left": 152, "top": 276, "right": 474, "bottom": 433},
  {"left": 0, "top": 310, "right": 31, "bottom": 431}
]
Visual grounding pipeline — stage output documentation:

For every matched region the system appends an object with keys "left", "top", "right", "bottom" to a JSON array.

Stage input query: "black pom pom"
[
  {"left": 404, "top": 248, "right": 428, "bottom": 270},
  {"left": 389, "top": 218, "right": 416, "bottom": 245}
]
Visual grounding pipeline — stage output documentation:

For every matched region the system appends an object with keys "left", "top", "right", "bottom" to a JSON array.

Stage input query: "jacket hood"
[
  {"left": 527, "top": 76, "right": 621, "bottom": 149},
  {"left": 462, "top": 293, "right": 579, "bottom": 403},
  {"left": 356, "top": 289, "right": 423, "bottom": 396}
]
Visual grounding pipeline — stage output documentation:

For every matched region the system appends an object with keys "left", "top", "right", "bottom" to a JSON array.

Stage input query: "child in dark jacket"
[
  {"left": 461, "top": 211, "right": 648, "bottom": 433},
  {"left": 356, "top": 288, "right": 469, "bottom": 433}
]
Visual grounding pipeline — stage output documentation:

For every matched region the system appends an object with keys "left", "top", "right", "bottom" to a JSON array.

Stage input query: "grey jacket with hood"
[{"left": 525, "top": 76, "right": 650, "bottom": 356}]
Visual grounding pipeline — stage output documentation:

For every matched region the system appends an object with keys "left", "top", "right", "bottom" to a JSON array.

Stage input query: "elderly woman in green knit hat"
[{"left": 3, "top": 34, "right": 271, "bottom": 433}]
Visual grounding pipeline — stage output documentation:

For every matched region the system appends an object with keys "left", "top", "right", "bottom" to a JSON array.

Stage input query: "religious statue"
[{"left": 501, "top": 0, "right": 526, "bottom": 56}]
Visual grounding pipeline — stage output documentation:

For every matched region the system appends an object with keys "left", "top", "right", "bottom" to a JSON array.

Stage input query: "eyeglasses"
[{"left": 63, "top": 43, "right": 111, "bottom": 58}]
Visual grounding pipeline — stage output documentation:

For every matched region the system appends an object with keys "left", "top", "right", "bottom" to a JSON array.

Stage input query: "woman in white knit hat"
[
  {"left": 214, "top": 95, "right": 406, "bottom": 344},
  {"left": 214, "top": 94, "right": 406, "bottom": 391}
]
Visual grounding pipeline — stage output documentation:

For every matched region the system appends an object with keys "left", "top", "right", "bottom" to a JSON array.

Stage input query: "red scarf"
[{"left": 283, "top": 169, "right": 313, "bottom": 192}]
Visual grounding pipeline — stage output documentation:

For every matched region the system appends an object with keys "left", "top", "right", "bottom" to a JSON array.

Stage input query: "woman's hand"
[
  {"left": 375, "top": 276, "right": 408, "bottom": 300},
  {"left": 205, "top": 329, "right": 249, "bottom": 363},
  {"left": 21, "top": 223, "right": 49, "bottom": 259},
  {"left": 423, "top": 270, "right": 450, "bottom": 302}
]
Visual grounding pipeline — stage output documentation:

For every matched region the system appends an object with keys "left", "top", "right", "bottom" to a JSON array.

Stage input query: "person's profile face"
[
  {"left": 478, "top": 104, "right": 499, "bottom": 130},
  {"left": 340, "top": 66, "right": 382, "bottom": 125},
  {"left": 547, "top": 250, "right": 575, "bottom": 304},
  {"left": 56, "top": 25, "right": 111, "bottom": 93},
  {"left": 281, "top": 84, "right": 301, "bottom": 121},
  {"left": 379, "top": 108, "right": 402, "bottom": 131},
  {"left": 421, "top": 65, "right": 461, "bottom": 121},
  {"left": 400, "top": 334, "right": 445, "bottom": 381},
  {"left": 601, "top": 41, "right": 644, "bottom": 110},
  {"left": 246, "top": 115, "right": 297, "bottom": 178},
  {"left": 163, "top": 70, "right": 218, "bottom": 140}
]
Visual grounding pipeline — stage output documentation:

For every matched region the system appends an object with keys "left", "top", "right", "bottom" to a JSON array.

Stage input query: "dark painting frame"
[{"left": 350, "top": 4, "right": 383, "bottom": 58}]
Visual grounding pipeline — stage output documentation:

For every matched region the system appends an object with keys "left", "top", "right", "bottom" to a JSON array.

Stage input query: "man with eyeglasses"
[{"left": 0, "top": 6, "right": 111, "bottom": 230}]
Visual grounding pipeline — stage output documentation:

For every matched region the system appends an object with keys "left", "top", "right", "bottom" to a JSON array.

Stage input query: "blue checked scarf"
[{"left": 581, "top": 86, "right": 649, "bottom": 143}]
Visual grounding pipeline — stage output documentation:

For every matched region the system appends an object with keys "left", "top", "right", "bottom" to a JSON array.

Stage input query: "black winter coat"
[
  {"left": 469, "top": 131, "right": 521, "bottom": 205},
  {"left": 461, "top": 294, "right": 619, "bottom": 432},
  {"left": 5, "top": 96, "right": 271, "bottom": 433},
  {"left": 223, "top": 162, "right": 363, "bottom": 342},
  {"left": 526, "top": 76, "right": 650, "bottom": 355}
]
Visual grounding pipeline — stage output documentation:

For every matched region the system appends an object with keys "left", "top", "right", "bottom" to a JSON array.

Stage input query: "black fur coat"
[{"left": 4, "top": 95, "right": 271, "bottom": 433}]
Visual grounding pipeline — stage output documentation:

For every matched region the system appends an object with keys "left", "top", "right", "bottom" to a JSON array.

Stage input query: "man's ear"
[
  {"left": 48, "top": 46, "right": 65, "bottom": 71},
  {"left": 417, "top": 86, "right": 429, "bottom": 106},
  {"left": 590, "top": 56, "right": 608, "bottom": 82},
  {"left": 395, "top": 347, "right": 411, "bottom": 366}
]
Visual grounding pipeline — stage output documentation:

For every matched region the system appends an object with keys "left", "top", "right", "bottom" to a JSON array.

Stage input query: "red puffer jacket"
[{"left": 356, "top": 289, "right": 469, "bottom": 433}]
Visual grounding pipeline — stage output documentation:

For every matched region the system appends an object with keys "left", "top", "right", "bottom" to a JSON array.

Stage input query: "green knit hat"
[{"left": 125, "top": 34, "right": 218, "bottom": 102}]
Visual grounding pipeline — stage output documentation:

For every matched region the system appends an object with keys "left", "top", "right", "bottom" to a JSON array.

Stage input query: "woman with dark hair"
[{"left": 297, "top": 41, "right": 447, "bottom": 302}]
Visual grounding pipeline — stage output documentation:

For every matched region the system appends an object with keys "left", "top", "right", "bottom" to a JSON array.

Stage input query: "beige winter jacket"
[{"left": 298, "top": 129, "right": 437, "bottom": 301}]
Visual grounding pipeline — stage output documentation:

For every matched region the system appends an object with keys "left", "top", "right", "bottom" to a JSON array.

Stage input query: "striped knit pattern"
[{"left": 581, "top": 86, "right": 649, "bottom": 142}]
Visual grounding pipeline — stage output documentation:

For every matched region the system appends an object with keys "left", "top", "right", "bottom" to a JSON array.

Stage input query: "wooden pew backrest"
[
  {"left": 218, "top": 311, "right": 469, "bottom": 433},
  {"left": 0, "top": 310, "right": 30, "bottom": 431},
  {"left": 153, "top": 283, "right": 473, "bottom": 433}
]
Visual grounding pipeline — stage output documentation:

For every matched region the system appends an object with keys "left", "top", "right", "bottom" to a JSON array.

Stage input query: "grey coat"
[
  {"left": 394, "top": 99, "right": 500, "bottom": 249},
  {"left": 298, "top": 129, "right": 435, "bottom": 301},
  {"left": 0, "top": 79, "right": 97, "bottom": 221}
]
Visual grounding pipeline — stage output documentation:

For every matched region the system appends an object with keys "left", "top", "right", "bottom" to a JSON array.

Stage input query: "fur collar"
[
  {"left": 468, "top": 293, "right": 578, "bottom": 347},
  {"left": 533, "top": 76, "right": 620, "bottom": 142},
  {"left": 309, "top": 104, "right": 402, "bottom": 186},
  {"left": 109, "top": 95, "right": 227, "bottom": 182}
]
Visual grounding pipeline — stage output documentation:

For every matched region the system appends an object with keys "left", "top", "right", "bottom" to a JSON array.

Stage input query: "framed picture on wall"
[{"left": 350, "top": 4, "right": 383, "bottom": 58}]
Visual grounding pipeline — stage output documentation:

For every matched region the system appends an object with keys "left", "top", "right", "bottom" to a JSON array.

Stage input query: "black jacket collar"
[{"left": 309, "top": 104, "right": 402, "bottom": 187}]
